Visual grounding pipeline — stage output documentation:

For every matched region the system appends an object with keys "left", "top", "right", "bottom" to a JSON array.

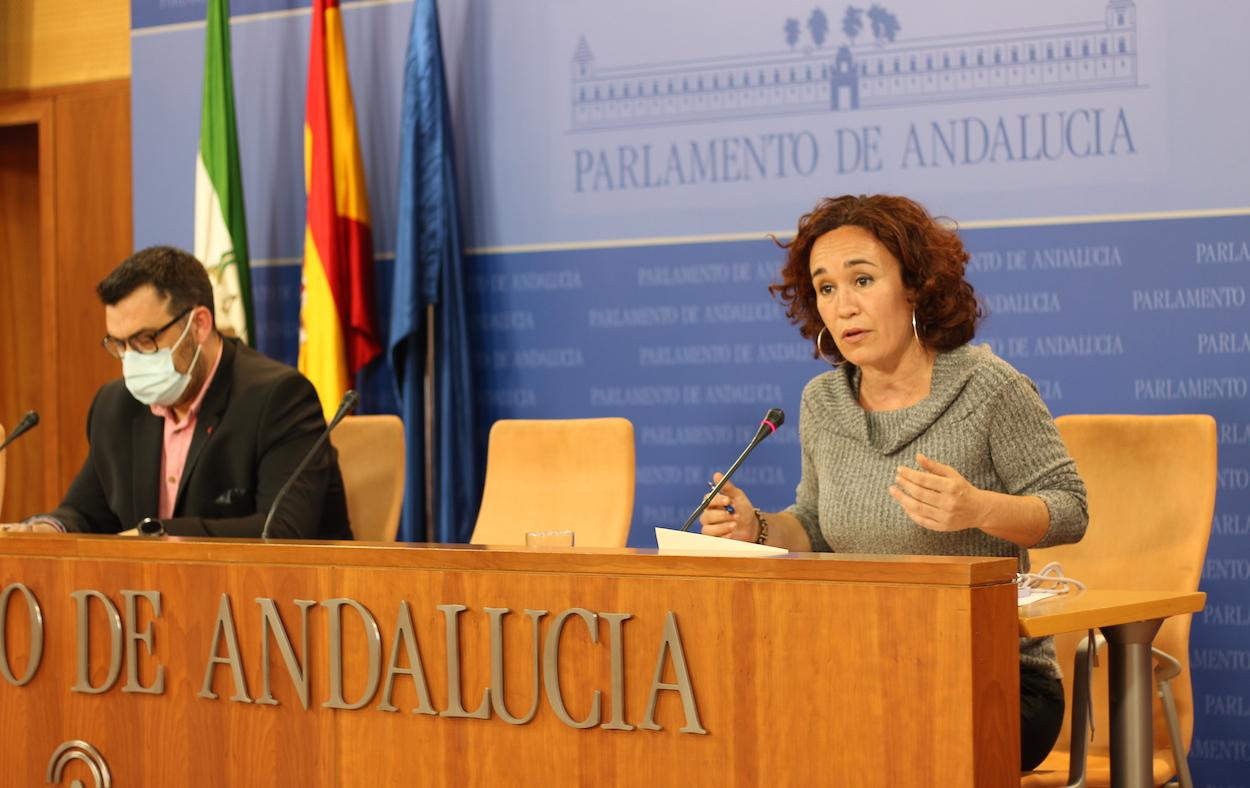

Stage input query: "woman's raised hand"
[{"left": 890, "top": 453, "right": 990, "bottom": 533}]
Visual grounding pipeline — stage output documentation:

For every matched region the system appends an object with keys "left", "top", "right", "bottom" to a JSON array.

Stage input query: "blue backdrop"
[{"left": 131, "top": 1, "right": 1250, "bottom": 780}]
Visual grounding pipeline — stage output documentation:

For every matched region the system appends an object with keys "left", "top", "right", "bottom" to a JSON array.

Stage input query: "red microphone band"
[{"left": 760, "top": 419, "right": 778, "bottom": 434}]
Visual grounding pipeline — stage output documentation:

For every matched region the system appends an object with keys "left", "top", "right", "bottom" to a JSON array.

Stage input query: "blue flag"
[{"left": 390, "top": 0, "right": 480, "bottom": 542}]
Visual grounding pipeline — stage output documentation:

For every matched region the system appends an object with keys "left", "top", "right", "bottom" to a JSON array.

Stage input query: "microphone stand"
[{"left": 260, "top": 391, "right": 358, "bottom": 539}]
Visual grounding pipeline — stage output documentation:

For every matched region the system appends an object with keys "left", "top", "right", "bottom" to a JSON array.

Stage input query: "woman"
[{"left": 699, "top": 194, "right": 1087, "bottom": 771}]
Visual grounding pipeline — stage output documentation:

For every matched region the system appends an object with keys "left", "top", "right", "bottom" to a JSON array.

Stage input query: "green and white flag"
[{"left": 194, "top": 0, "right": 253, "bottom": 344}]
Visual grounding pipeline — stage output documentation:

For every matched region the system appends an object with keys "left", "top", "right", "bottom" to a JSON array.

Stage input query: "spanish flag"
[{"left": 299, "top": 0, "right": 382, "bottom": 419}]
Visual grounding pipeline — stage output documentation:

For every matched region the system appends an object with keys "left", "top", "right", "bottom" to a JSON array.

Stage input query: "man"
[{"left": 1, "top": 246, "right": 352, "bottom": 539}]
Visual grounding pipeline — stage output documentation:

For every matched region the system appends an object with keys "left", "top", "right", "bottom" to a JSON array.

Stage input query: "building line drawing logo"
[
  {"left": 46, "top": 740, "right": 113, "bottom": 788},
  {"left": 571, "top": 0, "right": 1138, "bottom": 131}
]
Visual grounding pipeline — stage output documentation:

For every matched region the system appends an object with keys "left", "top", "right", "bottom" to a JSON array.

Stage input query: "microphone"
[
  {"left": 0, "top": 411, "right": 39, "bottom": 454},
  {"left": 260, "top": 390, "right": 359, "bottom": 539},
  {"left": 679, "top": 407, "right": 784, "bottom": 532}
]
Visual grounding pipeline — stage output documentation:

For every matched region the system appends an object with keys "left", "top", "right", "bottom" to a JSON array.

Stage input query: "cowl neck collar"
[{"left": 824, "top": 344, "right": 987, "bottom": 455}]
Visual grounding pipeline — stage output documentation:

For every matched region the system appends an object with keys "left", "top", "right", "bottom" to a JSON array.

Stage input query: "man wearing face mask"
[{"left": 0, "top": 246, "right": 353, "bottom": 540}]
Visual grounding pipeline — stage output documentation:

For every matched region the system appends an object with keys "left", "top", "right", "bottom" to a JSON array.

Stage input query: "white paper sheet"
[
  {"left": 654, "top": 527, "right": 789, "bottom": 555},
  {"left": 1017, "top": 589, "right": 1063, "bottom": 607}
]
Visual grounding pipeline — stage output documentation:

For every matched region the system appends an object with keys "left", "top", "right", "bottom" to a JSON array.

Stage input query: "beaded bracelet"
[{"left": 754, "top": 508, "right": 770, "bottom": 545}]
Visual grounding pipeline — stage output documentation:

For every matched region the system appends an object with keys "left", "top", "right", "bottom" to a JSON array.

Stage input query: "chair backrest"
[
  {"left": 329, "top": 415, "right": 405, "bottom": 542},
  {"left": 1030, "top": 414, "right": 1217, "bottom": 765},
  {"left": 471, "top": 418, "right": 635, "bottom": 548}
]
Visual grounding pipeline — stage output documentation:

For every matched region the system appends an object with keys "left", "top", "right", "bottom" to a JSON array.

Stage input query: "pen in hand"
[{"left": 707, "top": 480, "right": 734, "bottom": 514}]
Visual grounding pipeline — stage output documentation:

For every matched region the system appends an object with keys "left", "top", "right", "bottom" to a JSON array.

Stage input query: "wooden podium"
[{"left": 0, "top": 536, "right": 1019, "bottom": 786}]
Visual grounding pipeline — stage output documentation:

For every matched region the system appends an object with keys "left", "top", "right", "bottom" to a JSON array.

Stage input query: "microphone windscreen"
[
  {"left": 763, "top": 408, "right": 785, "bottom": 430},
  {"left": 0, "top": 410, "right": 40, "bottom": 451},
  {"left": 330, "top": 390, "right": 360, "bottom": 425}
]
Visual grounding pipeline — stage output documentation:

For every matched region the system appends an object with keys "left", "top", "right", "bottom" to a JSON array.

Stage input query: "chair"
[
  {"left": 471, "top": 418, "right": 635, "bottom": 548},
  {"left": 329, "top": 415, "right": 405, "bottom": 542},
  {"left": 1021, "top": 414, "right": 1217, "bottom": 788}
]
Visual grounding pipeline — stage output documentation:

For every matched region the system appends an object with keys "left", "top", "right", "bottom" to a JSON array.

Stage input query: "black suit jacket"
[{"left": 49, "top": 337, "right": 353, "bottom": 540}]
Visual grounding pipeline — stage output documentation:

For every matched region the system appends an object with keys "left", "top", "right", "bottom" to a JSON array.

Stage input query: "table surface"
[{"left": 1018, "top": 588, "right": 1206, "bottom": 637}]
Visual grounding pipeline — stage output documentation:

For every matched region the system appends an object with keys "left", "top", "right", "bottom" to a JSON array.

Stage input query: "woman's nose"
[{"left": 835, "top": 289, "right": 859, "bottom": 316}]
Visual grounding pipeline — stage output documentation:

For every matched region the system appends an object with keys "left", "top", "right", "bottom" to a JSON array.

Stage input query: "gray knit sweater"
[{"left": 786, "top": 343, "right": 1088, "bottom": 678}]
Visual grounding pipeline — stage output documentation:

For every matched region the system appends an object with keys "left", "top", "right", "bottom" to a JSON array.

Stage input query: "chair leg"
[
  {"left": 1153, "top": 648, "right": 1194, "bottom": 788},
  {"left": 1064, "top": 631, "right": 1104, "bottom": 788}
]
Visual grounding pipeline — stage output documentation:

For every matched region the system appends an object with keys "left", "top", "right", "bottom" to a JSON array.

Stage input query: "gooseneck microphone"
[
  {"left": 260, "top": 390, "right": 359, "bottom": 540},
  {"left": 0, "top": 410, "right": 39, "bottom": 454},
  {"left": 679, "top": 407, "right": 785, "bottom": 532}
]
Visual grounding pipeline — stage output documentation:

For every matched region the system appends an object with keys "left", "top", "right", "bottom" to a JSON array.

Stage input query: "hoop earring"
[{"left": 816, "top": 327, "right": 839, "bottom": 366}]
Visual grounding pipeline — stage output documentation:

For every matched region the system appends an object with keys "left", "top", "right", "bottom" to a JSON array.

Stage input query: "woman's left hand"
[{"left": 889, "top": 453, "right": 990, "bottom": 533}]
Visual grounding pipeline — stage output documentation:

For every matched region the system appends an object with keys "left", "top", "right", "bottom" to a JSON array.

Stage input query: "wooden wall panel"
[
  {"left": 0, "top": 0, "right": 130, "bottom": 91},
  {"left": 0, "top": 123, "right": 41, "bottom": 516},
  {"left": 0, "top": 103, "right": 52, "bottom": 522},
  {"left": 50, "top": 81, "right": 134, "bottom": 505},
  {"left": 0, "top": 80, "right": 132, "bottom": 519}
]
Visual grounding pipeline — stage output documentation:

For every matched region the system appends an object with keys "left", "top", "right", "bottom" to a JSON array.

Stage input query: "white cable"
[{"left": 1016, "top": 561, "right": 1086, "bottom": 594}]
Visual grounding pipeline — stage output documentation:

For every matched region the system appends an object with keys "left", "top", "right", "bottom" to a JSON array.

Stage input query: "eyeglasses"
[{"left": 101, "top": 306, "right": 194, "bottom": 359}]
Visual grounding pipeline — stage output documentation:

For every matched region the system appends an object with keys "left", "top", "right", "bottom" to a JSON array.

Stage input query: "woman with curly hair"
[{"left": 699, "top": 194, "right": 1087, "bottom": 771}]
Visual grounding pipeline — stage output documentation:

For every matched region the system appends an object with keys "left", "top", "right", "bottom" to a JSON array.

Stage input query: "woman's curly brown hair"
[{"left": 769, "top": 194, "right": 982, "bottom": 364}]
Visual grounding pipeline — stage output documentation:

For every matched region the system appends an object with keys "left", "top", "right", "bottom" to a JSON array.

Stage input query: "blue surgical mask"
[{"left": 122, "top": 316, "right": 203, "bottom": 406}]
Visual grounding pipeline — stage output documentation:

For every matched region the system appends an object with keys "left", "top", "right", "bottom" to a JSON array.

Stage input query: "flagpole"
[{"left": 424, "top": 303, "right": 435, "bottom": 542}]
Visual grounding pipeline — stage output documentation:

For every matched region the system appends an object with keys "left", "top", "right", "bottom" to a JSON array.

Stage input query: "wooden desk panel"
[
  {"left": 0, "top": 536, "right": 1019, "bottom": 787},
  {"left": 1018, "top": 589, "right": 1206, "bottom": 638}
]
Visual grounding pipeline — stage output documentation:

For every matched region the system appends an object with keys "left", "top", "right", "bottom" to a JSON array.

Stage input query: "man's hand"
[{"left": 0, "top": 521, "right": 61, "bottom": 534}]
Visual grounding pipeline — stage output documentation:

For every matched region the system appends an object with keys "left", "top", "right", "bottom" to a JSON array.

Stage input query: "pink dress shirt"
[{"left": 151, "top": 344, "right": 223, "bottom": 519}]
